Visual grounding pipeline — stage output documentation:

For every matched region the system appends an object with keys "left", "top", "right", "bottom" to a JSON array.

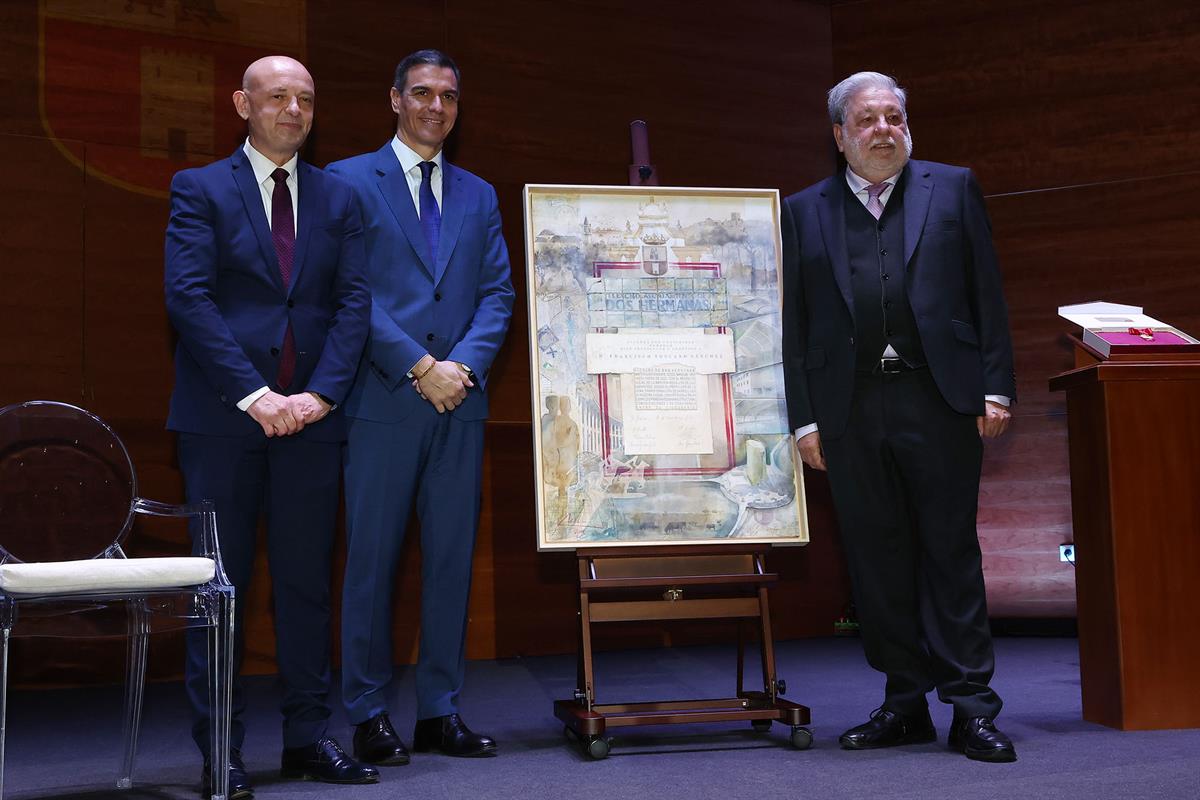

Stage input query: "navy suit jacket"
[
  {"left": 782, "top": 159, "right": 1016, "bottom": 439},
  {"left": 326, "top": 143, "right": 514, "bottom": 424},
  {"left": 164, "top": 147, "right": 370, "bottom": 441}
]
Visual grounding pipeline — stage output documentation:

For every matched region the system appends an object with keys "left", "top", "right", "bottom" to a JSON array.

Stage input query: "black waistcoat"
[{"left": 844, "top": 178, "right": 927, "bottom": 372}]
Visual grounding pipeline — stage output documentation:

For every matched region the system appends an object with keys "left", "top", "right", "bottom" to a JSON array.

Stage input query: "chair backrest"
[{"left": 0, "top": 401, "right": 136, "bottom": 563}]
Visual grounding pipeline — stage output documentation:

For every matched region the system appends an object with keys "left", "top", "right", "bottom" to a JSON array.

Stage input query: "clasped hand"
[
  {"left": 413, "top": 360, "right": 473, "bottom": 413},
  {"left": 247, "top": 390, "right": 332, "bottom": 437}
]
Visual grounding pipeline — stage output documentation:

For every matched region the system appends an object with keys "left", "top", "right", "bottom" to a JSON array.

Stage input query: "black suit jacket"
[{"left": 781, "top": 159, "right": 1016, "bottom": 439}]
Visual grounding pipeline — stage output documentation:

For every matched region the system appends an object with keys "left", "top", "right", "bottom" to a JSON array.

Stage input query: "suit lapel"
[
  {"left": 816, "top": 175, "right": 855, "bottom": 322},
  {"left": 231, "top": 147, "right": 283, "bottom": 291},
  {"left": 902, "top": 161, "right": 933, "bottom": 267},
  {"left": 373, "top": 144, "right": 436, "bottom": 279},
  {"left": 434, "top": 162, "right": 467, "bottom": 285},
  {"left": 289, "top": 161, "right": 317, "bottom": 294}
]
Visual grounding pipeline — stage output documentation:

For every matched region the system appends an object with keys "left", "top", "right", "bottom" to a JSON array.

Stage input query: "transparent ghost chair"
[{"left": 0, "top": 400, "right": 234, "bottom": 799}]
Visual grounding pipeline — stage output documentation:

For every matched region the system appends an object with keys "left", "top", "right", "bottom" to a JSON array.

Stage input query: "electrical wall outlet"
[{"left": 1059, "top": 544, "right": 1075, "bottom": 563}]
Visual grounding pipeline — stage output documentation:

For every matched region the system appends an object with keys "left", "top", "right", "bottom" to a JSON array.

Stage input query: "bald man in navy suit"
[{"left": 165, "top": 55, "right": 377, "bottom": 797}]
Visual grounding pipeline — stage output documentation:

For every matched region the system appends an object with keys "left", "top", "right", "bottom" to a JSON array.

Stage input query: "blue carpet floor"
[{"left": 3, "top": 637, "right": 1197, "bottom": 800}]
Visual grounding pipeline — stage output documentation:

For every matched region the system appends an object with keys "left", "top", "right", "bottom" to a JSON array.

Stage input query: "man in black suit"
[{"left": 781, "top": 71, "right": 1017, "bottom": 762}]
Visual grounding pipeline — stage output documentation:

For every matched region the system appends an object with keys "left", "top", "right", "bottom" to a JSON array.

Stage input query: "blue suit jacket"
[
  {"left": 326, "top": 143, "right": 514, "bottom": 423},
  {"left": 164, "top": 147, "right": 370, "bottom": 441},
  {"left": 782, "top": 159, "right": 1016, "bottom": 439}
]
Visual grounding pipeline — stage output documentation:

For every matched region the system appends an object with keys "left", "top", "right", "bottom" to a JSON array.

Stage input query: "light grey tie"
[{"left": 866, "top": 181, "right": 888, "bottom": 219}]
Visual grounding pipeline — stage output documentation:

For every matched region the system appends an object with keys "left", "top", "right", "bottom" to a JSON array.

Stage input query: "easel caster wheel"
[
  {"left": 584, "top": 735, "right": 610, "bottom": 760},
  {"left": 790, "top": 726, "right": 813, "bottom": 750},
  {"left": 751, "top": 719, "right": 773, "bottom": 732}
]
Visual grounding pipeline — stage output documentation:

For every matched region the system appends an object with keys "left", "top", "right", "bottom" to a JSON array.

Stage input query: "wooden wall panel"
[
  {"left": 307, "top": 2, "right": 446, "bottom": 162},
  {"left": 0, "top": 134, "right": 86, "bottom": 405},
  {"left": 831, "top": 0, "right": 1200, "bottom": 616},
  {"left": 831, "top": 0, "right": 1200, "bottom": 194}
]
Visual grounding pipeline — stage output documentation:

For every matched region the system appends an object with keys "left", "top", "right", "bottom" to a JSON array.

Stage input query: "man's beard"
[{"left": 846, "top": 127, "right": 914, "bottom": 165}]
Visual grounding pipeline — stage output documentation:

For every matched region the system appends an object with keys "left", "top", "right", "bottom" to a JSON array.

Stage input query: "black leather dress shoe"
[
  {"left": 200, "top": 749, "right": 252, "bottom": 800},
  {"left": 948, "top": 716, "right": 1017, "bottom": 762},
  {"left": 354, "top": 712, "right": 411, "bottom": 766},
  {"left": 280, "top": 736, "right": 380, "bottom": 783},
  {"left": 839, "top": 707, "right": 937, "bottom": 750},
  {"left": 412, "top": 713, "right": 497, "bottom": 757}
]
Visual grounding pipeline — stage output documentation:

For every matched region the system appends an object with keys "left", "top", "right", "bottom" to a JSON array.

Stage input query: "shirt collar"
[
  {"left": 845, "top": 167, "right": 900, "bottom": 194},
  {"left": 391, "top": 135, "right": 444, "bottom": 175},
  {"left": 243, "top": 139, "right": 299, "bottom": 185}
]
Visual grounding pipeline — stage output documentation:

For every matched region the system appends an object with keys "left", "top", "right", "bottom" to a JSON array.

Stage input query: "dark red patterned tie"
[{"left": 270, "top": 168, "right": 296, "bottom": 389}]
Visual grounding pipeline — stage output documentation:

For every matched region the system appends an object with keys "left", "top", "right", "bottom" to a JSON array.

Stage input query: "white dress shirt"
[
  {"left": 237, "top": 139, "right": 299, "bottom": 411},
  {"left": 844, "top": 166, "right": 898, "bottom": 211},
  {"left": 390, "top": 135, "right": 444, "bottom": 216}
]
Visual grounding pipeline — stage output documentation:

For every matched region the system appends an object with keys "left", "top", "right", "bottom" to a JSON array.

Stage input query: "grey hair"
[{"left": 827, "top": 71, "right": 907, "bottom": 125}]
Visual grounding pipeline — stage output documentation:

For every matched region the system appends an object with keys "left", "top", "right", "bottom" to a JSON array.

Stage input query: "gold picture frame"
[{"left": 524, "top": 184, "right": 809, "bottom": 550}]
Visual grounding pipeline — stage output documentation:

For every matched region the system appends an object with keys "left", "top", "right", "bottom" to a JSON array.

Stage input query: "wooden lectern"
[{"left": 1049, "top": 337, "right": 1200, "bottom": 730}]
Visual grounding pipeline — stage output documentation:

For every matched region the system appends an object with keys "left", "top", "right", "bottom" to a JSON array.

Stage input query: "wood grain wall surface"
[
  {"left": 831, "top": 0, "right": 1200, "bottom": 616},
  {"left": 3, "top": 0, "right": 1197, "bottom": 685}
]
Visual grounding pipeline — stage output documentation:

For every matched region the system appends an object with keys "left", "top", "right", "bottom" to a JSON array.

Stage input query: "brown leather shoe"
[
  {"left": 839, "top": 707, "right": 936, "bottom": 749},
  {"left": 412, "top": 713, "right": 497, "bottom": 757}
]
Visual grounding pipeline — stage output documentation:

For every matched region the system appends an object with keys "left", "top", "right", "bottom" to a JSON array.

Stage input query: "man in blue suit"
[
  {"left": 782, "top": 72, "right": 1018, "bottom": 763},
  {"left": 326, "top": 49, "right": 513, "bottom": 766},
  {"left": 165, "top": 55, "right": 378, "bottom": 797}
]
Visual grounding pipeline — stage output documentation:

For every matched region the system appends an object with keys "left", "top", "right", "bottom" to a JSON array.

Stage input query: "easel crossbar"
[{"left": 588, "top": 597, "right": 761, "bottom": 622}]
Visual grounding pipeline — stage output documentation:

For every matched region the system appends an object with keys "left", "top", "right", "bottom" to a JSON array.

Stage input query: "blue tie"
[{"left": 418, "top": 160, "right": 441, "bottom": 263}]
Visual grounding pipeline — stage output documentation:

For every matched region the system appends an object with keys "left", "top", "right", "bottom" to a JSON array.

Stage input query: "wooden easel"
[
  {"left": 554, "top": 545, "right": 811, "bottom": 758},
  {"left": 551, "top": 124, "right": 811, "bottom": 758}
]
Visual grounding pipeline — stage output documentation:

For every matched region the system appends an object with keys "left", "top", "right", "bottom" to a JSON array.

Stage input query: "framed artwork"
[{"left": 524, "top": 185, "right": 809, "bottom": 550}]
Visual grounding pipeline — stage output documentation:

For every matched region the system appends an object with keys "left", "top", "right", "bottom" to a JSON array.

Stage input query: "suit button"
[
  {"left": 426, "top": 333, "right": 435, "bottom": 341},
  {"left": 882, "top": 273, "right": 890, "bottom": 281},
  {"left": 880, "top": 249, "right": 887, "bottom": 256},
  {"left": 287, "top": 299, "right": 295, "bottom": 308},
  {"left": 271, "top": 347, "right": 280, "bottom": 356},
  {"left": 886, "top": 329, "right": 894, "bottom": 336},
  {"left": 849, "top": 337, "right": 855, "bottom": 346},
  {"left": 883, "top": 300, "right": 891, "bottom": 308},
  {"left": 434, "top": 293, "right": 442, "bottom": 302}
]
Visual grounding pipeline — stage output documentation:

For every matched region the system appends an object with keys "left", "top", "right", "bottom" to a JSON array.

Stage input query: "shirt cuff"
[
  {"left": 237, "top": 386, "right": 270, "bottom": 411},
  {"left": 793, "top": 423, "right": 819, "bottom": 440},
  {"left": 984, "top": 395, "right": 1011, "bottom": 407}
]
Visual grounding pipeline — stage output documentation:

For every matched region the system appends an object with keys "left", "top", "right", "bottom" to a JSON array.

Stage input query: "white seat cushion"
[{"left": 0, "top": 557, "right": 216, "bottom": 595}]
